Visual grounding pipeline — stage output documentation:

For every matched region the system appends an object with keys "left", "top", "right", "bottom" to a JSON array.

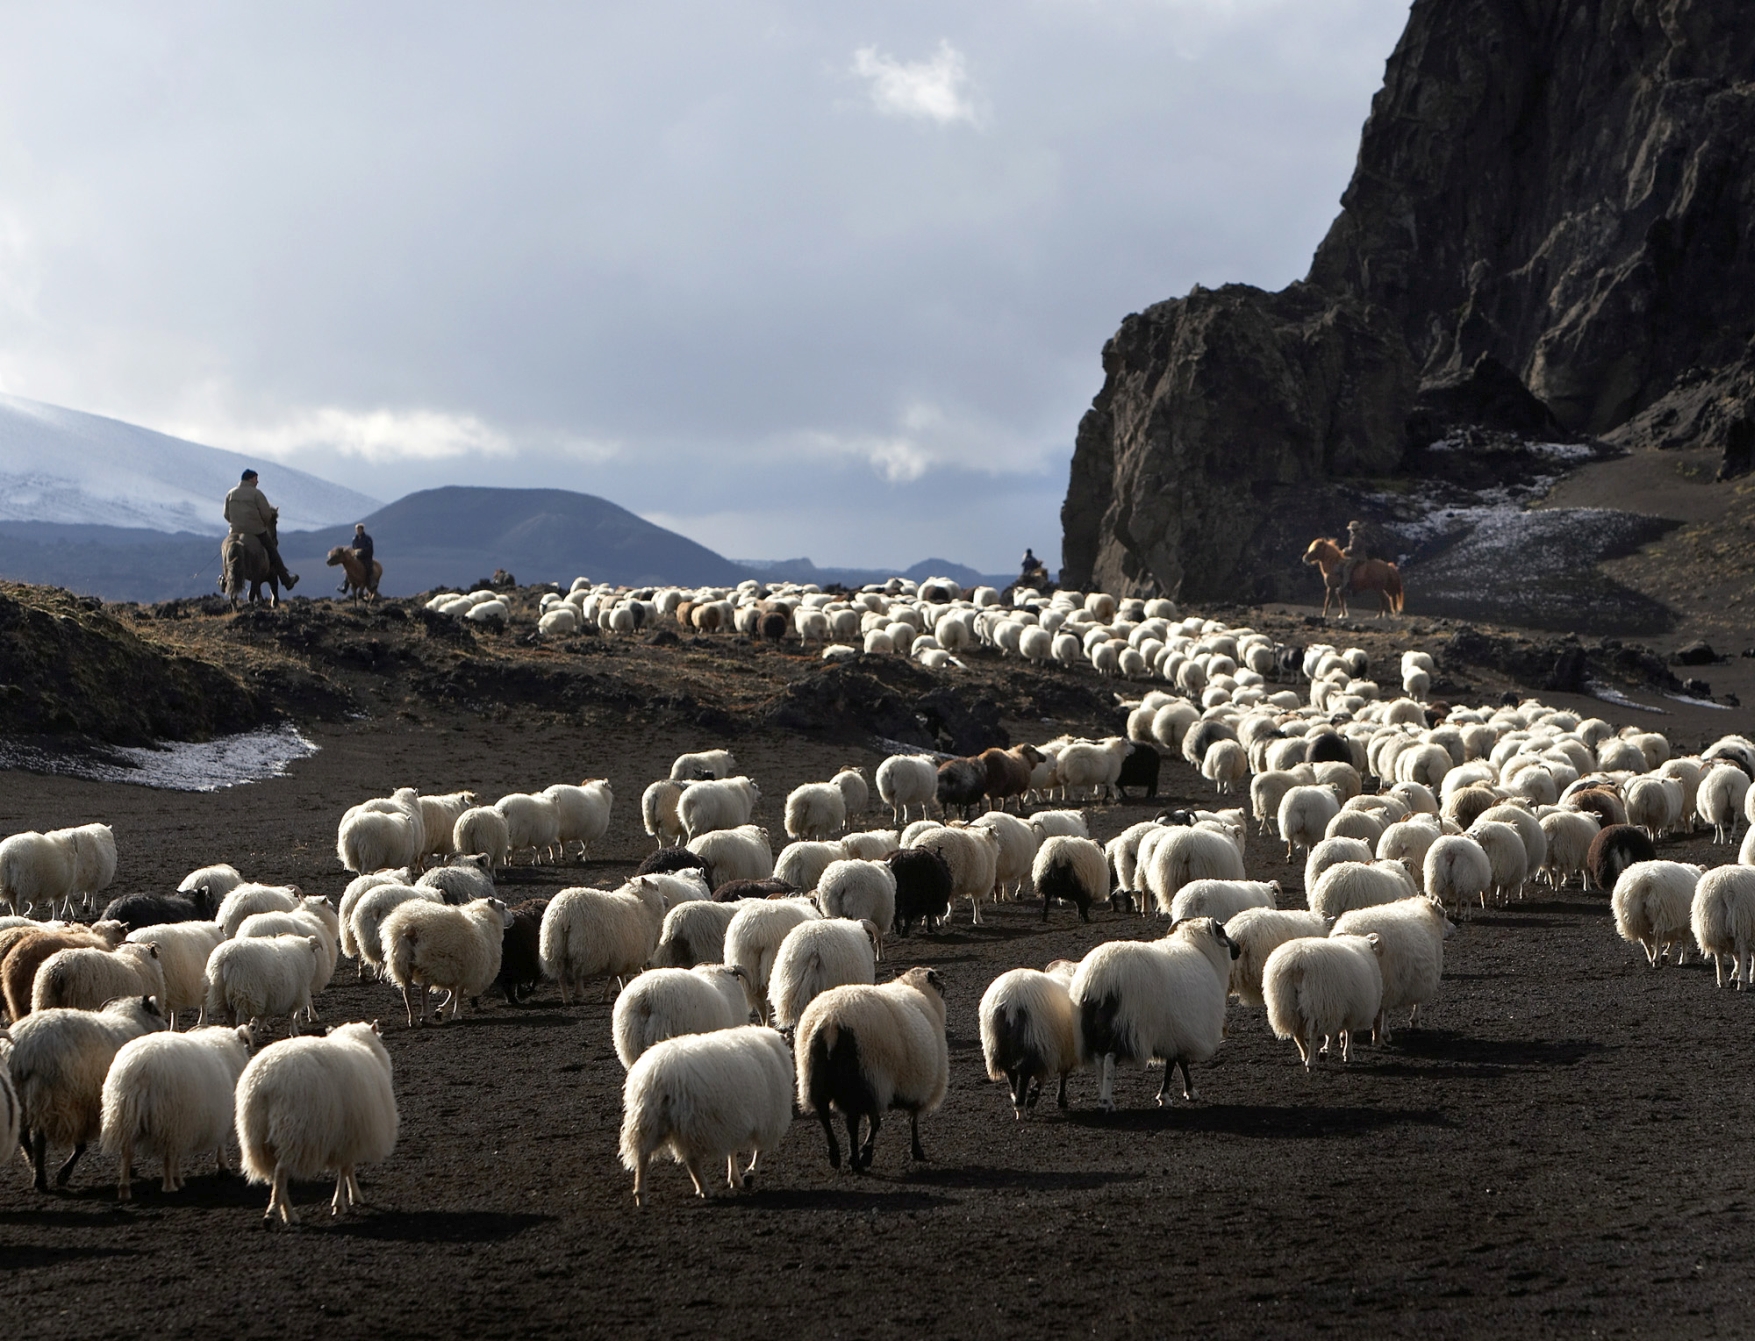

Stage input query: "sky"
[{"left": 0, "top": 1, "right": 1413, "bottom": 575}]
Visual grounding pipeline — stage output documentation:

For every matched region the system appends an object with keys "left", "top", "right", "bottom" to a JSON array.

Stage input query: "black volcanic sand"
[{"left": 4, "top": 709, "right": 1755, "bottom": 1340}]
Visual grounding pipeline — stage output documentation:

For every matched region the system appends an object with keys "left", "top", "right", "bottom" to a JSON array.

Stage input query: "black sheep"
[
  {"left": 1305, "top": 731, "right": 1351, "bottom": 765},
  {"left": 635, "top": 848, "right": 710, "bottom": 879},
  {"left": 759, "top": 610, "right": 789, "bottom": 643},
  {"left": 1587, "top": 824, "right": 1657, "bottom": 893},
  {"left": 887, "top": 847, "right": 953, "bottom": 934},
  {"left": 495, "top": 897, "right": 549, "bottom": 1004},
  {"left": 936, "top": 758, "right": 987, "bottom": 819},
  {"left": 1182, "top": 719, "right": 1237, "bottom": 766},
  {"left": 100, "top": 884, "right": 218, "bottom": 933},
  {"left": 712, "top": 877, "right": 798, "bottom": 902},
  {"left": 1115, "top": 743, "right": 1161, "bottom": 800}
]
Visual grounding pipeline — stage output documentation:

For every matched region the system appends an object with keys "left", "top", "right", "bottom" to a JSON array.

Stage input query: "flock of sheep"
[{"left": 4, "top": 583, "right": 1755, "bottom": 1217}]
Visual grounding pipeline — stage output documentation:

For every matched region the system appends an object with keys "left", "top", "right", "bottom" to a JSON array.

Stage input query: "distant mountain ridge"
[
  {"left": 0, "top": 394, "right": 381, "bottom": 534},
  {"left": 738, "top": 556, "right": 1015, "bottom": 592}
]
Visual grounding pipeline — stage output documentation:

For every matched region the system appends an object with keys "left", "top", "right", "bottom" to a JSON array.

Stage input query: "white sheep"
[
  {"left": 1278, "top": 785, "right": 1341, "bottom": 859},
  {"left": 795, "top": 966, "right": 948, "bottom": 1170},
  {"left": 0, "top": 1029, "right": 16, "bottom": 1166},
  {"left": 1377, "top": 817, "right": 1442, "bottom": 875},
  {"left": 237, "top": 896, "right": 343, "bottom": 999},
  {"left": 620, "top": 1025, "right": 793, "bottom": 1204},
  {"left": 348, "top": 884, "right": 443, "bottom": 977},
  {"left": 1263, "top": 933, "right": 1384, "bottom": 1067},
  {"left": 45, "top": 823, "right": 116, "bottom": 917},
  {"left": 216, "top": 882, "right": 300, "bottom": 938},
  {"left": 1539, "top": 809, "right": 1600, "bottom": 888},
  {"left": 817, "top": 860, "right": 898, "bottom": 952},
  {"left": 1423, "top": 835, "right": 1493, "bottom": 915},
  {"left": 973, "top": 811, "right": 1039, "bottom": 900},
  {"left": 832, "top": 766, "right": 870, "bottom": 819},
  {"left": 178, "top": 863, "right": 245, "bottom": 901},
  {"left": 1611, "top": 860, "right": 1704, "bottom": 967},
  {"left": 642, "top": 780, "right": 689, "bottom": 849},
  {"left": 679, "top": 777, "right": 762, "bottom": 840},
  {"left": 1331, "top": 896, "right": 1453, "bottom": 1038},
  {"left": 99, "top": 1024, "right": 254, "bottom": 1199},
  {"left": 1033, "top": 835, "right": 1110, "bottom": 922},
  {"left": 416, "top": 857, "right": 496, "bottom": 905},
  {"left": 1224, "top": 908, "right": 1332, "bottom": 1007},
  {"left": 1691, "top": 865, "right": 1755, "bottom": 988},
  {"left": 337, "top": 792, "right": 424, "bottom": 875},
  {"left": 637, "top": 869, "right": 710, "bottom": 907},
  {"left": 652, "top": 900, "right": 740, "bottom": 969},
  {"left": 495, "top": 792, "right": 562, "bottom": 864},
  {"left": 1168, "top": 879, "right": 1278, "bottom": 925},
  {"left": 0, "top": 831, "right": 75, "bottom": 918},
  {"left": 774, "top": 840, "right": 848, "bottom": 893},
  {"left": 1468, "top": 819, "right": 1530, "bottom": 903},
  {"left": 31, "top": 942, "right": 166, "bottom": 1015},
  {"left": 1069, "top": 917, "right": 1235, "bottom": 1109},
  {"left": 127, "top": 921, "right": 223, "bottom": 1029},
  {"left": 841, "top": 829, "right": 901, "bottom": 860},
  {"left": 236, "top": 1020, "right": 398, "bottom": 1225},
  {"left": 10, "top": 995, "right": 166, "bottom": 1190},
  {"left": 1698, "top": 765, "right": 1751, "bottom": 845},
  {"left": 382, "top": 897, "right": 514, "bottom": 1026},
  {"left": 979, "top": 965, "right": 1081, "bottom": 1115},
  {"left": 769, "top": 918, "right": 879, "bottom": 1029},
  {"left": 687, "top": 824, "right": 774, "bottom": 887},
  {"left": 784, "top": 782, "right": 847, "bottom": 841},
  {"left": 724, "top": 897, "right": 821, "bottom": 1015},
  {"left": 204, "top": 935, "right": 320, "bottom": 1034},
  {"left": 1055, "top": 738, "right": 1130, "bottom": 802},
  {"left": 1308, "top": 861, "right": 1412, "bottom": 919},
  {"left": 612, "top": 964, "right": 758, "bottom": 1067},
  {"left": 453, "top": 806, "right": 512, "bottom": 868},
  {"left": 416, "top": 791, "right": 476, "bottom": 865},
  {"left": 1144, "top": 827, "right": 1245, "bottom": 915},
  {"left": 1200, "top": 739, "right": 1248, "bottom": 794},
  {"left": 544, "top": 780, "right": 615, "bottom": 862},
  {"left": 539, "top": 881, "right": 668, "bottom": 1002},
  {"left": 671, "top": 749, "right": 739, "bottom": 781},
  {"left": 908, "top": 823, "right": 1000, "bottom": 925},
  {"left": 876, "top": 756, "right": 938, "bottom": 823},
  {"left": 1030, "top": 809, "right": 1091, "bottom": 840}
]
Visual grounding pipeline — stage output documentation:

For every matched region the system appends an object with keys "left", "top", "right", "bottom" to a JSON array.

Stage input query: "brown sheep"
[
  {"left": 1570, "top": 787, "right": 1629, "bottom": 829},
  {"left": 977, "top": 745, "right": 1043, "bottom": 813},
  {"left": 3, "top": 925, "right": 127, "bottom": 1022}
]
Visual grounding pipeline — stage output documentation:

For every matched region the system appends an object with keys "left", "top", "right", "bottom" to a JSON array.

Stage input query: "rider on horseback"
[
  {"left": 224, "top": 469, "right": 298, "bottom": 590},
  {"left": 341, "top": 523, "right": 374, "bottom": 593},
  {"left": 1332, "top": 519, "right": 1380, "bottom": 599}
]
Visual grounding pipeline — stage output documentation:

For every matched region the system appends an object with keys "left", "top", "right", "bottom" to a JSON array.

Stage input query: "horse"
[
  {"left": 1301, "top": 537, "right": 1405, "bottom": 618},
  {"left": 220, "top": 526, "right": 280, "bottom": 608},
  {"left": 326, "top": 546, "right": 383, "bottom": 600}
]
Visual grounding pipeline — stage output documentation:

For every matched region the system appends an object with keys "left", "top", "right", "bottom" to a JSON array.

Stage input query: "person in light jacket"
[{"left": 223, "top": 468, "right": 298, "bottom": 590}]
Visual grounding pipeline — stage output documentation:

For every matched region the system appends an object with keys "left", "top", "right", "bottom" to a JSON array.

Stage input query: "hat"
[{"left": 240, "top": 468, "right": 258, "bottom": 481}]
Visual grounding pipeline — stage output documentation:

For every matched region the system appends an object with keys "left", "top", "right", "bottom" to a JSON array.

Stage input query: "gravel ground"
[{"left": 4, "top": 708, "right": 1755, "bottom": 1340}]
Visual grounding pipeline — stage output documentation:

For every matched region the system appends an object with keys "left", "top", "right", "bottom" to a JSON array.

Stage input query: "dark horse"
[{"left": 220, "top": 517, "right": 281, "bottom": 608}]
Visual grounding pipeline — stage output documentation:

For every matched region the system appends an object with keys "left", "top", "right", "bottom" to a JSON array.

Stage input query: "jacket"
[{"left": 224, "top": 483, "right": 276, "bottom": 537}]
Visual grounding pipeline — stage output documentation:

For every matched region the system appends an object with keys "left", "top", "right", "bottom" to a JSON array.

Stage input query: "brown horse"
[
  {"left": 1301, "top": 538, "right": 1405, "bottom": 618},
  {"left": 326, "top": 546, "right": 383, "bottom": 600},
  {"left": 220, "top": 527, "right": 280, "bottom": 608}
]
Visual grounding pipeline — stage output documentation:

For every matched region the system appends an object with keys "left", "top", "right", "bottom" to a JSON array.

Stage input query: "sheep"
[
  {"left": 1030, "top": 810, "right": 1091, "bottom": 840},
  {"left": 495, "top": 792, "right": 563, "bottom": 864},
  {"left": 1249, "top": 772, "right": 1306, "bottom": 836},
  {"left": 1568, "top": 787, "right": 1629, "bottom": 830},
  {"left": 0, "top": 1029, "right": 15, "bottom": 1166},
  {"left": 973, "top": 811, "right": 1040, "bottom": 901},
  {"left": 1145, "top": 827, "right": 1246, "bottom": 915},
  {"left": 1169, "top": 879, "right": 1278, "bottom": 925},
  {"left": 769, "top": 919, "right": 880, "bottom": 1029},
  {"left": 886, "top": 847, "right": 953, "bottom": 935},
  {"left": 636, "top": 848, "right": 712, "bottom": 882},
  {"left": 817, "top": 860, "right": 898, "bottom": 953},
  {"left": 774, "top": 840, "right": 847, "bottom": 893},
  {"left": 908, "top": 824, "right": 1000, "bottom": 925},
  {"left": 877, "top": 755, "right": 939, "bottom": 823},
  {"left": 102, "top": 883, "right": 220, "bottom": 933},
  {"left": 842, "top": 829, "right": 900, "bottom": 861},
  {"left": 641, "top": 869, "right": 711, "bottom": 906},
  {"left": 489, "top": 896, "right": 548, "bottom": 1004},
  {"left": 725, "top": 897, "right": 821, "bottom": 1013},
  {"left": 1303, "top": 835, "right": 1374, "bottom": 893},
  {"left": 935, "top": 758, "right": 988, "bottom": 819},
  {"left": 830, "top": 767, "right": 869, "bottom": 820},
  {"left": 544, "top": 780, "right": 615, "bottom": 862},
  {"left": 1625, "top": 776, "right": 1684, "bottom": 839},
  {"left": 382, "top": 897, "right": 514, "bottom": 1026},
  {"left": 979, "top": 967, "right": 1081, "bottom": 1115},
  {"left": 1698, "top": 764, "right": 1751, "bottom": 844},
  {"left": 688, "top": 825, "right": 774, "bottom": 886},
  {"left": 1308, "top": 862, "right": 1414, "bottom": 919},
  {"left": 1691, "top": 866, "right": 1755, "bottom": 989},
  {"left": 100, "top": 1024, "right": 254, "bottom": 1200},
  {"left": 204, "top": 935, "right": 320, "bottom": 1034},
  {"left": 1465, "top": 819, "right": 1529, "bottom": 904},
  {"left": 217, "top": 883, "right": 300, "bottom": 938},
  {"left": 453, "top": 806, "right": 512, "bottom": 869},
  {"left": 416, "top": 791, "right": 477, "bottom": 864},
  {"left": 1264, "top": 933, "right": 1384, "bottom": 1067},
  {"left": 653, "top": 900, "right": 741, "bottom": 969},
  {"left": 1032, "top": 836, "right": 1109, "bottom": 923},
  {"left": 780, "top": 782, "right": 845, "bottom": 842},
  {"left": 178, "top": 863, "right": 245, "bottom": 901},
  {"left": 1377, "top": 818, "right": 1442, "bottom": 876},
  {"left": 1056, "top": 737, "right": 1130, "bottom": 802},
  {"left": 1332, "top": 897, "right": 1453, "bottom": 1038},
  {"left": 679, "top": 778, "right": 762, "bottom": 840},
  {"left": 795, "top": 966, "right": 948, "bottom": 1170},
  {"left": 620, "top": 1025, "right": 794, "bottom": 1204},
  {"left": 1423, "top": 835, "right": 1494, "bottom": 915},
  {"left": 612, "top": 964, "right": 758, "bottom": 1067},
  {"left": 31, "top": 942, "right": 166, "bottom": 1015},
  {"left": 1069, "top": 917, "right": 1236, "bottom": 1109},
  {"left": 1200, "top": 739, "right": 1248, "bottom": 795},
  {"left": 671, "top": 749, "right": 738, "bottom": 781},
  {"left": 1224, "top": 908, "right": 1332, "bottom": 1007},
  {"left": 2, "top": 924, "right": 127, "bottom": 1022},
  {"left": 47, "top": 822, "right": 116, "bottom": 917},
  {"left": 236, "top": 1020, "right": 398, "bottom": 1225},
  {"left": 237, "top": 896, "right": 343, "bottom": 997},
  {"left": 0, "top": 831, "right": 76, "bottom": 918},
  {"left": 1539, "top": 810, "right": 1600, "bottom": 889},
  {"left": 1611, "top": 860, "right": 1704, "bottom": 967},
  {"left": 10, "top": 995, "right": 166, "bottom": 1190},
  {"left": 1278, "top": 785, "right": 1341, "bottom": 860},
  {"left": 642, "top": 780, "right": 689, "bottom": 849},
  {"left": 416, "top": 856, "right": 496, "bottom": 905},
  {"left": 539, "top": 881, "right": 668, "bottom": 1003},
  {"left": 126, "top": 922, "right": 223, "bottom": 1029},
  {"left": 1478, "top": 804, "right": 1548, "bottom": 880},
  {"left": 337, "top": 792, "right": 424, "bottom": 874},
  {"left": 349, "top": 884, "right": 443, "bottom": 977},
  {"left": 1586, "top": 824, "right": 1657, "bottom": 893}
]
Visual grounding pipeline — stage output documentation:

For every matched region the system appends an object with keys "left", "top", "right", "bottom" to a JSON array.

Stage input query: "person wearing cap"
[
  {"left": 343, "top": 522, "right": 374, "bottom": 593},
  {"left": 224, "top": 468, "right": 298, "bottom": 590}
]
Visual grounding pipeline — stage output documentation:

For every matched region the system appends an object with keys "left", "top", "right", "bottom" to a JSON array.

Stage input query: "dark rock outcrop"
[{"left": 1065, "top": 0, "right": 1755, "bottom": 598}]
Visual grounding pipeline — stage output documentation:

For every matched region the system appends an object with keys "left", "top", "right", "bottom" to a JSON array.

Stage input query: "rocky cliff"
[{"left": 1063, "top": 0, "right": 1755, "bottom": 599}]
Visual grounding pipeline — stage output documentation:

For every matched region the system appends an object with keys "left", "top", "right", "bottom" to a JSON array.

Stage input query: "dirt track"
[{"left": 5, "top": 703, "right": 1755, "bottom": 1339}]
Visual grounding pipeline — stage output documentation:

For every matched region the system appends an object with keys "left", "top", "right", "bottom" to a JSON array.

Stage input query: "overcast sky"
[{"left": 0, "top": 1, "right": 1412, "bottom": 574}]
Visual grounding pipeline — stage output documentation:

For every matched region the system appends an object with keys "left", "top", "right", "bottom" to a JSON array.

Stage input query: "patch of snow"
[
  {"left": 1584, "top": 680, "right": 1667, "bottom": 715},
  {"left": 0, "top": 724, "right": 319, "bottom": 791},
  {"left": 1663, "top": 693, "right": 1729, "bottom": 711},
  {"left": 0, "top": 395, "right": 380, "bottom": 535}
]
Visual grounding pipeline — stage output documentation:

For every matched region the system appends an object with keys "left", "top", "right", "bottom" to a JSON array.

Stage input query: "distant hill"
[
  {"left": 739, "top": 556, "right": 1016, "bottom": 592},
  {"left": 0, "top": 395, "right": 381, "bottom": 534},
  {"left": 278, "top": 486, "right": 752, "bottom": 594}
]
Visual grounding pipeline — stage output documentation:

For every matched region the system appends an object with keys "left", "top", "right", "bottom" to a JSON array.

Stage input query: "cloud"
[{"left": 851, "top": 40, "right": 981, "bottom": 126}]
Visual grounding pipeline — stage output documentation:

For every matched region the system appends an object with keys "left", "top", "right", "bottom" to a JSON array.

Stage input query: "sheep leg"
[
  {"left": 266, "top": 1166, "right": 296, "bottom": 1225},
  {"left": 344, "top": 1170, "right": 366, "bottom": 1208},
  {"left": 116, "top": 1141, "right": 133, "bottom": 1201},
  {"left": 1340, "top": 1030, "right": 1352, "bottom": 1064},
  {"left": 331, "top": 1171, "right": 350, "bottom": 1216},
  {"left": 858, "top": 1112, "right": 881, "bottom": 1170},
  {"left": 1154, "top": 1066, "right": 1174, "bottom": 1107},
  {"left": 909, "top": 1112, "right": 927, "bottom": 1162},
  {"left": 1177, "top": 1058, "right": 1199, "bottom": 1102},
  {"left": 969, "top": 894, "right": 983, "bottom": 926},
  {"left": 1097, "top": 1054, "right": 1116, "bottom": 1111},
  {"left": 54, "top": 1142, "right": 86, "bottom": 1188},
  {"left": 817, "top": 1110, "right": 842, "bottom": 1169},
  {"left": 402, "top": 984, "right": 419, "bottom": 1029},
  {"left": 631, "top": 1151, "right": 650, "bottom": 1206},
  {"left": 161, "top": 1153, "right": 177, "bottom": 1194},
  {"left": 727, "top": 1153, "right": 741, "bottom": 1190},
  {"left": 28, "top": 1130, "right": 48, "bottom": 1192},
  {"left": 1008, "top": 1068, "right": 1029, "bottom": 1116},
  {"left": 1056, "top": 1073, "right": 1069, "bottom": 1109}
]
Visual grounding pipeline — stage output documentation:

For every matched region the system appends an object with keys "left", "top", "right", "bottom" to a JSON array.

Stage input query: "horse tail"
[{"left": 1387, "top": 565, "right": 1405, "bottom": 614}]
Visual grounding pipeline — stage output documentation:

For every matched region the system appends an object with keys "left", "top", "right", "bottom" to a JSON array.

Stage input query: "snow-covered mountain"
[{"left": 0, "top": 395, "right": 380, "bottom": 535}]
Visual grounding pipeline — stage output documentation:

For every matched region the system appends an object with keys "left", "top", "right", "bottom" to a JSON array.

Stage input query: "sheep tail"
[{"left": 1263, "top": 958, "right": 1304, "bottom": 1040}]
